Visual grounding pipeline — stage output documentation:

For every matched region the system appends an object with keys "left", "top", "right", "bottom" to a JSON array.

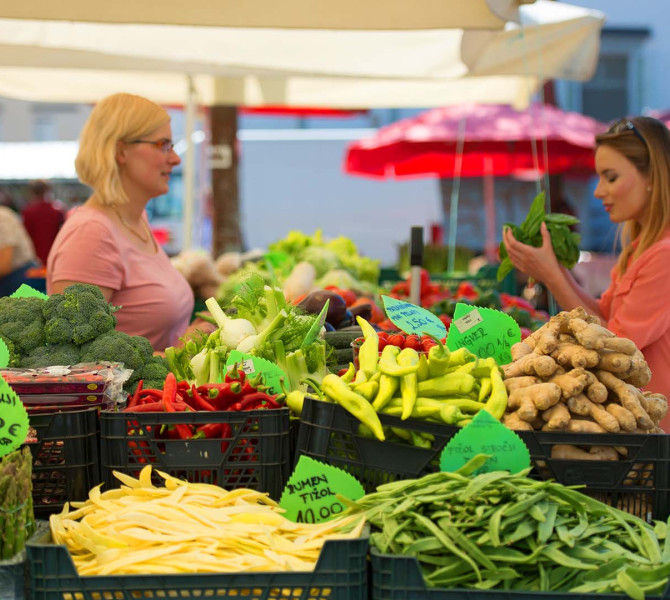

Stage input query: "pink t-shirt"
[
  {"left": 599, "top": 230, "right": 670, "bottom": 432},
  {"left": 47, "top": 206, "right": 194, "bottom": 351}
]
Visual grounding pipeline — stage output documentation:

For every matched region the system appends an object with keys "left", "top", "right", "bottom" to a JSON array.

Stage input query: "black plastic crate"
[
  {"left": 369, "top": 548, "right": 668, "bottom": 600},
  {"left": 516, "top": 429, "right": 670, "bottom": 522},
  {"left": 27, "top": 526, "right": 369, "bottom": 600},
  {"left": 100, "top": 408, "right": 292, "bottom": 500},
  {"left": 296, "top": 398, "right": 670, "bottom": 520},
  {"left": 26, "top": 409, "right": 100, "bottom": 518},
  {"left": 295, "top": 397, "right": 459, "bottom": 492}
]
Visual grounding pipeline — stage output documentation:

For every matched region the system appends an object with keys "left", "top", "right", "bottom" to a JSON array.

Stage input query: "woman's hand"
[{"left": 502, "top": 222, "right": 561, "bottom": 284}]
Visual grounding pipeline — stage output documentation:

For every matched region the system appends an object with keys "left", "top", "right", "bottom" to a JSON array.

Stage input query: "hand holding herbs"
[
  {"left": 347, "top": 454, "right": 670, "bottom": 599},
  {"left": 497, "top": 191, "right": 580, "bottom": 282}
]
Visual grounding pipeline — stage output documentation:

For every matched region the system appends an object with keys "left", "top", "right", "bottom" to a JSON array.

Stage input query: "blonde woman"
[
  {"left": 47, "top": 93, "right": 194, "bottom": 350},
  {"left": 503, "top": 116, "right": 670, "bottom": 430}
]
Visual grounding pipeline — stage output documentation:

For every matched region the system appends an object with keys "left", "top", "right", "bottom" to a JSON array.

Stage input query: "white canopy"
[
  {"left": 0, "top": 1, "right": 603, "bottom": 107},
  {"left": 0, "top": 0, "right": 531, "bottom": 30}
]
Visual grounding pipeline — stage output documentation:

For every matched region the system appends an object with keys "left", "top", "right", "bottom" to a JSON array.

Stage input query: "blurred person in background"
[
  {"left": 47, "top": 93, "right": 207, "bottom": 350},
  {"left": 0, "top": 204, "right": 37, "bottom": 296},
  {"left": 503, "top": 116, "right": 670, "bottom": 431},
  {"left": 22, "top": 179, "right": 65, "bottom": 266}
]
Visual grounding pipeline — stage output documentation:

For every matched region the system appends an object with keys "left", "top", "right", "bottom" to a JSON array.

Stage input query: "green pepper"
[
  {"left": 356, "top": 316, "right": 379, "bottom": 375},
  {"left": 322, "top": 374, "right": 385, "bottom": 441},
  {"left": 478, "top": 377, "right": 492, "bottom": 402},
  {"left": 398, "top": 348, "right": 419, "bottom": 420},
  {"left": 427, "top": 340, "right": 451, "bottom": 378},
  {"left": 418, "top": 372, "right": 477, "bottom": 397},
  {"left": 340, "top": 362, "right": 355, "bottom": 383},
  {"left": 371, "top": 373, "right": 400, "bottom": 411},
  {"left": 409, "top": 430, "right": 432, "bottom": 449},
  {"left": 354, "top": 380, "right": 379, "bottom": 401},
  {"left": 417, "top": 354, "right": 430, "bottom": 382},
  {"left": 484, "top": 365, "right": 507, "bottom": 420},
  {"left": 446, "top": 347, "right": 476, "bottom": 367},
  {"left": 453, "top": 356, "right": 497, "bottom": 378},
  {"left": 382, "top": 396, "right": 442, "bottom": 419},
  {"left": 378, "top": 345, "right": 420, "bottom": 377}
]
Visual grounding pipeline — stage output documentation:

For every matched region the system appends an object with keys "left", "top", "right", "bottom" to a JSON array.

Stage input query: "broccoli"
[
  {"left": 0, "top": 296, "right": 46, "bottom": 356},
  {"left": 79, "top": 330, "right": 146, "bottom": 382},
  {"left": 127, "top": 356, "right": 170, "bottom": 394},
  {"left": 19, "top": 343, "right": 80, "bottom": 369},
  {"left": 42, "top": 283, "right": 117, "bottom": 345},
  {"left": 0, "top": 334, "right": 20, "bottom": 367}
]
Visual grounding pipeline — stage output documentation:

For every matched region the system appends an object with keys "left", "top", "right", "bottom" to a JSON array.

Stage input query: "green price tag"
[
  {"left": 439, "top": 410, "right": 531, "bottom": 475},
  {"left": 225, "top": 350, "right": 287, "bottom": 395},
  {"left": 279, "top": 456, "right": 365, "bottom": 523},
  {"left": 0, "top": 375, "right": 29, "bottom": 458},
  {"left": 0, "top": 339, "right": 9, "bottom": 368},
  {"left": 10, "top": 284, "right": 48, "bottom": 300},
  {"left": 446, "top": 303, "right": 520, "bottom": 364},
  {"left": 381, "top": 295, "right": 446, "bottom": 338}
]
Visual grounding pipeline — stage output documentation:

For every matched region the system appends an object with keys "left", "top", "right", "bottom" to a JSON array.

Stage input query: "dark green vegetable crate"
[
  {"left": 26, "top": 526, "right": 369, "bottom": 600},
  {"left": 25, "top": 408, "right": 101, "bottom": 518},
  {"left": 369, "top": 547, "right": 669, "bottom": 600},
  {"left": 100, "top": 408, "right": 292, "bottom": 501},
  {"left": 296, "top": 398, "right": 670, "bottom": 521}
]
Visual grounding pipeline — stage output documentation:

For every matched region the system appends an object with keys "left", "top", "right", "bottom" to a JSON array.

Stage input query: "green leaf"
[
  {"left": 497, "top": 258, "right": 515, "bottom": 282},
  {"left": 545, "top": 213, "right": 580, "bottom": 226},
  {"left": 520, "top": 192, "right": 547, "bottom": 238}
]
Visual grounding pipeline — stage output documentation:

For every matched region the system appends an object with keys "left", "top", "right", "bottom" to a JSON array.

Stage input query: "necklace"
[{"left": 113, "top": 207, "right": 156, "bottom": 249}]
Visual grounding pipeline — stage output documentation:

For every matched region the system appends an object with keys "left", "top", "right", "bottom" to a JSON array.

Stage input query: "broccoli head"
[
  {"left": 19, "top": 343, "right": 81, "bottom": 369},
  {"left": 127, "top": 356, "right": 170, "bottom": 394},
  {"left": 79, "top": 330, "right": 147, "bottom": 382},
  {"left": 0, "top": 296, "right": 46, "bottom": 356},
  {"left": 43, "top": 283, "right": 118, "bottom": 345}
]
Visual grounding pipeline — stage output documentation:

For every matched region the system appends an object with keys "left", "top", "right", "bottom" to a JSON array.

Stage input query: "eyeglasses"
[
  {"left": 125, "top": 138, "right": 175, "bottom": 153},
  {"left": 607, "top": 118, "right": 647, "bottom": 147}
]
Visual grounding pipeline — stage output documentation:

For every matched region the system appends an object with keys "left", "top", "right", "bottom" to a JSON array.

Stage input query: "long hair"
[
  {"left": 75, "top": 93, "right": 170, "bottom": 206},
  {"left": 595, "top": 116, "right": 670, "bottom": 276}
]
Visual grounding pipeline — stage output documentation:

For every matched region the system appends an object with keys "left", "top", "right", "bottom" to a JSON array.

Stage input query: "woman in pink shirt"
[
  {"left": 48, "top": 93, "right": 196, "bottom": 351},
  {"left": 503, "top": 116, "right": 670, "bottom": 432}
]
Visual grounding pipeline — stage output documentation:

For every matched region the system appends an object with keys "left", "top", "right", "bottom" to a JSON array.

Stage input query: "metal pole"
[{"left": 183, "top": 75, "right": 196, "bottom": 250}]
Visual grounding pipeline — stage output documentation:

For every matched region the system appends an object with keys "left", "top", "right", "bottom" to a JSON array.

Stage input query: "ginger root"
[
  {"left": 552, "top": 342, "right": 600, "bottom": 370},
  {"left": 541, "top": 403, "right": 570, "bottom": 431},
  {"left": 509, "top": 382, "right": 561, "bottom": 412},
  {"left": 502, "top": 353, "right": 558, "bottom": 379},
  {"left": 503, "top": 411, "right": 534, "bottom": 431},
  {"left": 504, "top": 376, "right": 540, "bottom": 393},
  {"left": 551, "top": 444, "right": 618, "bottom": 461},
  {"left": 605, "top": 403, "right": 637, "bottom": 432},
  {"left": 510, "top": 341, "right": 533, "bottom": 362},
  {"left": 549, "top": 368, "right": 590, "bottom": 399},
  {"left": 596, "top": 370, "right": 654, "bottom": 430}
]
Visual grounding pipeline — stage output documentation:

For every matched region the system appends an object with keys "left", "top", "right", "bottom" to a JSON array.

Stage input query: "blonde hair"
[
  {"left": 595, "top": 116, "right": 670, "bottom": 277},
  {"left": 75, "top": 93, "right": 170, "bottom": 206}
]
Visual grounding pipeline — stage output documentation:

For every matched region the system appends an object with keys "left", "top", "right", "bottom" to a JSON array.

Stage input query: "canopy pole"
[
  {"left": 483, "top": 159, "right": 497, "bottom": 264},
  {"left": 183, "top": 74, "right": 196, "bottom": 250},
  {"left": 447, "top": 116, "right": 466, "bottom": 273}
]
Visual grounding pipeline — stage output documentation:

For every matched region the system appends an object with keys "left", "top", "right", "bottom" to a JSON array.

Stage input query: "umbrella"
[{"left": 344, "top": 102, "right": 607, "bottom": 267}]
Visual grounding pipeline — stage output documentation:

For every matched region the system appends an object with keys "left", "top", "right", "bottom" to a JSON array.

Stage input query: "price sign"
[
  {"left": 439, "top": 410, "right": 530, "bottom": 475},
  {"left": 381, "top": 296, "right": 446, "bottom": 338},
  {"left": 225, "top": 350, "right": 287, "bottom": 395},
  {"left": 0, "top": 375, "right": 29, "bottom": 458},
  {"left": 279, "top": 456, "right": 365, "bottom": 523},
  {"left": 10, "top": 284, "right": 48, "bottom": 300},
  {"left": 446, "top": 303, "right": 520, "bottom": 365},
  {"left": 0, "top": 339, "right": 9, "bottom": 368}
]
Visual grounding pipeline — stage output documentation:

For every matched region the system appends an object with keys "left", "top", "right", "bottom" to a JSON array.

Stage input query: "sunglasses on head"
[{"left": 607, "top": 118, "right": 647, "bottom": 147}]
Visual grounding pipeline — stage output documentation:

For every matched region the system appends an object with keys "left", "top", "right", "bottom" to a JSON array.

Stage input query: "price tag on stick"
[
  {"left": 0, "top": 375, "right": 29, "bottom": 458},
  {"left": 279, "top": 456, "right": 365, "bottom": 523},
  {"left": 0, "top": 339, "right": 9, "bottom": 368},
  {"left": 225, "top": 350, "right": 287, "bottom": 395},
  {"left": 446, "top": 303, "right": 520, "bottom": 364},
  {"left": 381, "top": 295, "right": 446, "bottom": 338}
]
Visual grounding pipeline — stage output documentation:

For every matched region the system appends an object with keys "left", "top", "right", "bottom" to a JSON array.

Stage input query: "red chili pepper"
[
  {"left": 238, "top": 392, "right": 275, "bottom": 410},
  {"left": 220, "top": 423, "right": 232, "bottom": 453},
  {"left": 240, "top": 373, "right": 265, "bottom": 396},
  {"left": 127, "top": 380, "right": 144, "bottom": 409},
  {"left": 194, "top": 422, "right": 224, "bottom": 439},
  {"left": 163, "top": 373, "right": 193, "bottom": 439},
  {"left": 210, "top": 382, "right": 243, "bottom": 410},
  {"left": 191, "top": 384, "right": 216, "bottom": 411},
  {"left": 124, "top": 401, "right": 191, "bottom": 412},
  {"left": 138, "top": 389, "right": 165, "bottom": 401},
  {"left": 225, "top": 364, "right": 246, "bottom": 384},
  {"left": 177, "top": 380, "right": 190, "bottom": 392}
]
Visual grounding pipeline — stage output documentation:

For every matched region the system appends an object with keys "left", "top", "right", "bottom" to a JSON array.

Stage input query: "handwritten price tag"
[
  {"left": 10, "top": 284, "right": 48, "bottom": 300},
  {"left": 439, "top": 410, "right": 530, "bottom": 475},
  {"left": 0, "top": 375, "right": 29, "bottom": 458},
  {"left": 279, "top": 456, "right": 365, "bottom": 523},
  {"left": 446, "top": 303, "right": 520, "bottom": 365},
  {"left": 0, "top": 339, "right": 9, "bottom": 368},
  {"left": 381, "top": 296, "right": 446, "bottom": 338}
]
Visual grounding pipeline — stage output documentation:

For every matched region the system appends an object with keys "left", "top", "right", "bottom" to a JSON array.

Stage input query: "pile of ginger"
[{"left": 502, "top": 307, "right": 667, "bottom": 459}]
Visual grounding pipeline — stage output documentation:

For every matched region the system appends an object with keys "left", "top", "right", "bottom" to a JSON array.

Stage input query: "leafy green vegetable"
[{"left": 497, "top": 192, "right": 581, "bottom": 282}]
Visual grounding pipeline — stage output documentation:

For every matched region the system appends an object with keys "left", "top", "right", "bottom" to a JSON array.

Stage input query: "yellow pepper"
[
  {"left": 398, "top": 348, "right": 419, "bottom": 420},
  {"left": 356, "top": 316, "right": 379, "bottom": 376}
]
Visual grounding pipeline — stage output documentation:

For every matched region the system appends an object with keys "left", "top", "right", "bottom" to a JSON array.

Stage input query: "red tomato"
[
  {"left": 404, "top": 335, "right": 421, "bottom": 350},
  {"left": 378, "top": 331, "right": 389, "bottom": 340},
  {"left": 388, "top": 334, "right": 405, "bottom": 348},
  {"left": 337, "top": 367, "right": 350, "bottom": 377},
  {"left": 439, "top": 314, "right": 452, "bottom": 327},
  {"left": 421, "top": 340, "right": 437, "bottom": 352},
  {"left": 378, "top": 338, "right": 389, "bottom": 351}
]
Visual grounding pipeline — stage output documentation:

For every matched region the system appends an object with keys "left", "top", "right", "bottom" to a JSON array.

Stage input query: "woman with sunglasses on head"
[
  {"left": 503, "top": 116, "right": 670, "bottom": 432},
  {"left": 47, "top": 93, "right": 199, "bottom": 351}
]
